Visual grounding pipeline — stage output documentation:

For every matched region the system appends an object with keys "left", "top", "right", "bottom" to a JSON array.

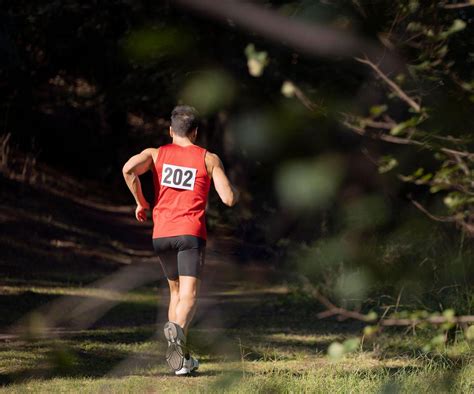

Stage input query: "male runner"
[{"left": 122, "top": 105, "right": 239, "bottom": 375}]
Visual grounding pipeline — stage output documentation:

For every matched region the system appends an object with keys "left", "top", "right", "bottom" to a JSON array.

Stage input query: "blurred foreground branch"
[
  {"left": 314, "top": 291, "right": 474, "bottom": 326},
  {"left": 442, "top": 2, "right": 474, "bottom": 9},
  {"left": 173, "top": 0, "right": 398, "bottom": 68}
]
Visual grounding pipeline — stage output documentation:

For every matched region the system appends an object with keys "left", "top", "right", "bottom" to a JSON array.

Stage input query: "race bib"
[{"left": 161, "top": 163, "right": 197, "bottom": 191}]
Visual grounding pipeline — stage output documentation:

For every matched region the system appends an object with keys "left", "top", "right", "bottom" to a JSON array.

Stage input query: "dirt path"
[
  {"left": 0, "top": 174, "right": 288, "bottom": 332},
  {"left": 0, "top": 172, "right": 361, "bottom": 336}
]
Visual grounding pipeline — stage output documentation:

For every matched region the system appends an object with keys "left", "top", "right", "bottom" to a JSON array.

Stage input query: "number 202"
[{"left": 163, "top": 167, "right": 194, "bottom": 189}]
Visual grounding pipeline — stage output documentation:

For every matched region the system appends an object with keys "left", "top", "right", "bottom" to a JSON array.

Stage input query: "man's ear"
[
  {"left": 169, "top": 127, "right": 173, "bottom": 138},
  {"left": 193, "top": 128, "right": 198, "bottom": 140}
]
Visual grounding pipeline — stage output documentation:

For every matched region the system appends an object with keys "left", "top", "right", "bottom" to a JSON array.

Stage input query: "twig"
[
  {"left": 293, "top": 85, "right": 322, "bottom": 112},
  {"left": 442, "top": 2, "right": 474, "bottom": 9},
  {"left": 411, "top": 199, "right": 474, "bottom": 236},
  {"left": 362, "top": 119, "right": 396, "bottom": 129},
  {"left": 351, "top": 0, "right": 367, "bottom": 18},
  {"left": 441, "top": 148, "right": 474, "bottom": 162},
  {"left": 410, "top": 199, "right": 457, "bottom": 223},
  {"left": 355, "top": 56, "right": 421, "bottom": 113},
  {"left": 342, "top": 118, "right": 424, "bottom": 147},
  {"left": 395, "top": 287, "right": 403, "bottom": 313},
  {"left": 315, "top": 291, "right": 474, "bottom": 326}
]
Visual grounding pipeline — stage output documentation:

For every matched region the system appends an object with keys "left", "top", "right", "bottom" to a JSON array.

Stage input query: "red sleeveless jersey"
[{"left": 151, "top": 144, "right": 211, "bottom": 239}]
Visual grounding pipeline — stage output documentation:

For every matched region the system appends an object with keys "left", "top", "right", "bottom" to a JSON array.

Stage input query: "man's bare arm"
[
  {"left": 122, "top": 148, "right": 155, "bottom": 221},
  {"left": 207, "top": 152, "right": 239, "bottom": 207}
]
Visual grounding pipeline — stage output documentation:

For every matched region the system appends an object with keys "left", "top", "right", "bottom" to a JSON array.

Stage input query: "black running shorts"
[{"left": 152, "top": 235, "right": 206, "bottom": 280}]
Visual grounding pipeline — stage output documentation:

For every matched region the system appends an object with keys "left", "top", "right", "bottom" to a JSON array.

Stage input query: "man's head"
[{"left": 170, "top": 105, "right": 199, "bottom": 139}]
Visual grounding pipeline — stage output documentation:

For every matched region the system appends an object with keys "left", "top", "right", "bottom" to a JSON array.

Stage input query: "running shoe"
[
  {"left": 175, "top": 356, "right": 199, "bottom": 376},
  {"left": 163, "top": 321, "right": 187, "bottom": 371}
]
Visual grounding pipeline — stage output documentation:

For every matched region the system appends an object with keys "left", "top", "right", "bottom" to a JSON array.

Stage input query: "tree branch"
[
  {"left": 315, "top": 291, "right": 474, "bottom": 327},
  {"left": 441, "top": 148, "right": 474, "bottom": 162},
  {"left": 341, "top": 117, "right": 424, "bottom": 147},
  {"left": 173, "top": 0, "right": 390, "bottom": 62},
  {"left": 354, "top": 56, "right": 421, "bottom": 113},
  {"left": 442, "top": 2, "right": 474, "bottom": 9},
  {"left": 293, "top": 85, "right": 322, "bottom": 113},
  {"left": 409, "top": 199, "right": 457, "bottom": 223}
]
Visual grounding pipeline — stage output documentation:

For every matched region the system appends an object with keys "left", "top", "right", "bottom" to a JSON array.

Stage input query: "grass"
[
  {"left": 0, "top": 336, "right": 472, "bottom": 393},
  {"left": 0, "top": 283, "right": 472, "bottom": 393},
  {"left": 0, "top": 174, "right": 473, "bottom": 393}
]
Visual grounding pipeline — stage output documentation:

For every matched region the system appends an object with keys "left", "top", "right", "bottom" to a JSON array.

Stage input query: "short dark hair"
[{"left": 170, "top": 105, "right": 199, "bottom": 136}]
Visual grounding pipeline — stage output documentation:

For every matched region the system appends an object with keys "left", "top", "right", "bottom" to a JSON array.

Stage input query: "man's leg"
[
  {"left": 167, "top": 278, "right": 180, "bottom": 323},
  {"left": 174, "top": 276, "right": 200, "bottom": 335},
  {"left": 163, "top": 236, "right": 204, "bottom": 372}
]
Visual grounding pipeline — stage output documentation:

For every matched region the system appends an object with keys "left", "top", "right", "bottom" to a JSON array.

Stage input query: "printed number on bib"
[{"left": 161, "top": 164, "right": 197, "bottom": 191}]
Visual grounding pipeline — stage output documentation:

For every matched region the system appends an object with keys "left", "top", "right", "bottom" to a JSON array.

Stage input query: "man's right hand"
[{"left": 135, "top": 202, "right": 150, "bottom": 222}]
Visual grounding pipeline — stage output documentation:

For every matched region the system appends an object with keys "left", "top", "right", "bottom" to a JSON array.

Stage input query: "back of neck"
[{"left": 172, "top": 136, "right": 194, "bottom": 147}]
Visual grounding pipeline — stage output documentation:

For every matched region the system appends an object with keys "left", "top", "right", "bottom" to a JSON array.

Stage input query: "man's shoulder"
[
  {"left": 205, "top": 151, "right": 220, "bottom": 162},
  {"left": 204, "top": 151, "right": 222, "bottom": 177},
  {"left": 141, "top": 147, "right": 159, "bottom": 162},
  {"left": 205, "top": 151, "right": 221, "bottom": 166},
  {"left": 143, "top": 147, "right": 159, "bottom": 153}
]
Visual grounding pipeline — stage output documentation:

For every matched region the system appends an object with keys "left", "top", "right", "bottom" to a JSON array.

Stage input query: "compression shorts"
[{"left": 153, "top": 235, "right": 206, "bottom": 280}]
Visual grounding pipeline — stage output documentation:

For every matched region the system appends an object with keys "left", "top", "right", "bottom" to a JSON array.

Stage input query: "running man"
[{"left": 122, "top": 105, "right": 239, "bottom": 375}]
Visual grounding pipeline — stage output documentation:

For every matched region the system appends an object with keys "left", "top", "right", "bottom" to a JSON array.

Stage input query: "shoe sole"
[{"left": 164, "top": 322, "right": 186, "bottom": 371}]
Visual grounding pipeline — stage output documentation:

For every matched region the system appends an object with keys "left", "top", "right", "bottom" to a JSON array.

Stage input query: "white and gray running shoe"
[
  {"left": 163, "top": 321, "right": 187, "bottom": 371},
  {"left": 175, "top": 356, "right": 199, "bottom": 376}
]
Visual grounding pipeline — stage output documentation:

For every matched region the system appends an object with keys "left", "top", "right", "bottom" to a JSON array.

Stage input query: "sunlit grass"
[
  {"left": 0, "top": 278, "right": 472, "bottom": 393},
  {"left": 0, "top": 322, "right": 472, "bottom": 393},
  {"left": 0, "top": 285, "right": 157, "bottom": 305},
  {"left": 0, "top": 354, "right": 472, "bottom": 393}
]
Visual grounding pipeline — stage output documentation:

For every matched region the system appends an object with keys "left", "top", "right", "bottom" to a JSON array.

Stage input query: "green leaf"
[
  {"left": 390, "top": 116, "right": 423, "bottom": 135},
  {"left": 431, "top": 334, "right": 446, "bottom": 346},
  {"left": 413, "top": 167, "right": 424, "bottom": 177},
  {"left": 245, "top": 44, "right": 269, "bottom": 77},
  {"left": 378, "top": 156, "right": 398, "bottom": 174},
  {"left": 327, "top": 342, "right": 345, "bottom": 361},
  {"left": 365, "top": 311, "right": 378, "bottom": 322},
  {"left": 411, "top": 61, "right": 432, "bottom": 71},
  {"left": 395, "top": 74, "right": 405, "bottom": 84},
  {"left": 390, "top": 122, "right": 407, "bottom": 136},
  {"left": 422, "top": 344, "right": 432, "bottom": 353},
  {"left": 430, "top": 184, "right": 446, "bottom": 193},
  {"left": 442, "top": 309, "right": 455, "bottom": 320},
  {"left": 281, "top": 81, "right": 296, "bottom": 98},
  {"left": 441, "top": 322, "right": 455, "bottom": 331},
  {"left": 342, "top": 338, "right": 360, "bottom": 353},
  {"left": 443, "top": 193, "right": 474, "bottom": 210},
  {"left": 419, "top": 173, "right": 433, "bottom": 182},
  {"left": 439, "top": 19, "right": 466, "bottom": 40},
  {"left": 408, "top": 0, "right": 419, "bottom": 12},
  {"left": 363, "top": 325, "right": 378, "bottom": 337},
  {"left": 407, "top": 22, "right": 423, "bottom": 32},
  {"left": 465, "top": 325, "right": 474, "bottom": 341},
  {"left": 369, "top": 105, "right": 388, "bottom": 117}
]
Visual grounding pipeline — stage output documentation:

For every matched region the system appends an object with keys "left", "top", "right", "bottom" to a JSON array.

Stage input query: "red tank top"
[{"left": 152, "top": 144, "right": 211, "bottom": 239}]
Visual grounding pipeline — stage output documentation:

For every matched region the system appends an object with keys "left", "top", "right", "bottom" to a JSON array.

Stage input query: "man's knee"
[
  {"left": 180, "top": 290, "right": 198, "bottom": 300},
  {"left": 179, "top": 291, "right": 198, "bottom": 305},
  {"left": 168, "top": 279, "right": 180, "bottom": 296},
  {"left": 177, "top": 276, "right": 200, "bottom": 304}
]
